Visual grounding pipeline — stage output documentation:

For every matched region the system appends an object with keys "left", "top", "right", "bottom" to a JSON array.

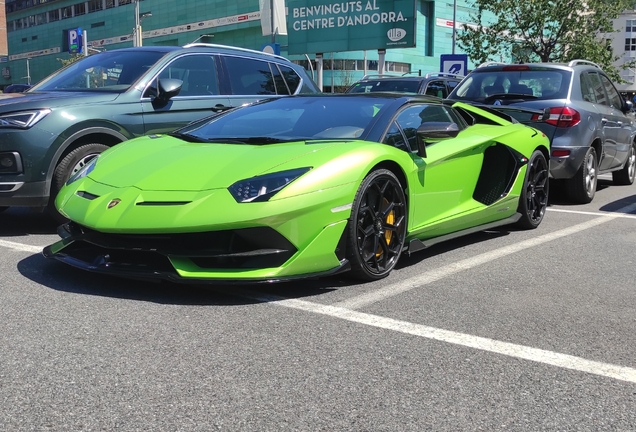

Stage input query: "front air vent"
[{"left": 77, "top": 191, "right": 99, "bottom": 200}]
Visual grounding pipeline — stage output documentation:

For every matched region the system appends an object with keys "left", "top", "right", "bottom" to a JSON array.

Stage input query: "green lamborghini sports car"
[{"left": 44, "top": 94, "right": 550, "bottom": 283}]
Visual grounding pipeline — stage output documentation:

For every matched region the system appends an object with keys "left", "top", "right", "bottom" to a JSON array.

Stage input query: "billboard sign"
[
  {"left": 68, "top": 28, "right": 83, "bottom": 54},
  {"left": 287, "top": 0, "right": 416, "bottom": 55}
]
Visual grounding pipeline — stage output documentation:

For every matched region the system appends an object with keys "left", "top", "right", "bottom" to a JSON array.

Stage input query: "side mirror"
[
  {"left": 153, "top": 78, "right": 183, "bottom": 104},
  {"left": 415, "top": 122, "right": 460, "bottom": 157},
  {"left": 624, "top": 100, "right": 633, "bottom": 114}
]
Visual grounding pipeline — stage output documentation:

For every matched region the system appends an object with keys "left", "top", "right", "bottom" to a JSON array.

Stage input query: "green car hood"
[{"left": 91, "top": 134, "right": 346, "bottom": 191}]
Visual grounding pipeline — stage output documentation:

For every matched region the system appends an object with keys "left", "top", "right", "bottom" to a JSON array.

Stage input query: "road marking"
[
  {"left": 335, "top": 202, "right": 636, "bottom": 311},
  {"left": 548, "top": 207, "right": 636, "bottom": 219},
  {"left": 0, "top": 239, "right": 43, "bottom": 254},
  {"left": 234, "top": 289, "right": 636, "bottom": 384}
]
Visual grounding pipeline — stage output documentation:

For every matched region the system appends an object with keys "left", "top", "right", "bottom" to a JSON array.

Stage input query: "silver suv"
[{"left": 447, "top": 60, "right": 636, "bottom": 203}]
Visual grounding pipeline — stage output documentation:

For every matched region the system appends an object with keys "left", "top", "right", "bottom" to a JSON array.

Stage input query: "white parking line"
[
  {"left": 234, "top": 290, "right": 636, "bottom": 384},
  {"left": 548, "top": 207, "right": 636, "bottom": 219},
  {"left": 335, "top": 202, "right": 636, "bottom": 311},
  {"left": 0, "top": 239, "right": 43, "bottom": 254}
]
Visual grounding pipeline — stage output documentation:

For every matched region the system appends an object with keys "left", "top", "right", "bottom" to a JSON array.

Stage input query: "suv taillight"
[{"left": 531, "top": 107, "right": 580, "bottom": 127}]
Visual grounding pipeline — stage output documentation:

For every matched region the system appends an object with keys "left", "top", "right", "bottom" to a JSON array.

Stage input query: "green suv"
[{"left": 0, "top": 43, "right": 319, "bottom": 219}]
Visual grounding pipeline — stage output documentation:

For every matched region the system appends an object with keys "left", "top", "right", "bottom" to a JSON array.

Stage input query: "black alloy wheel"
[
  {"left": 347, "top": 169, "right": 407, "bottom": 281},
  {"left": 516, "top": 150, "right": 549, "bottom": 229}
]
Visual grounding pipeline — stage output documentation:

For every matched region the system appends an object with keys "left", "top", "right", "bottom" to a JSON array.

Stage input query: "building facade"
[
  {"left": 612, "top": 9, "right": 636, "bottom": 98},
  {"left": 2, "top": 0, "right": 482, "bottom": 91}
]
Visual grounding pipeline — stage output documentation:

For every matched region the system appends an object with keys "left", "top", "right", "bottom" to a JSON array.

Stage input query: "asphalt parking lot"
[{"left": 1, "top": 176, "right": 636, "bottom": 431}]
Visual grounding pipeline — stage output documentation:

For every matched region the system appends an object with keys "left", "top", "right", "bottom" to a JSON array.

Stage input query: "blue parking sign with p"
[
  {"left": 68, "top": 28, "right": 83, "bottom": 54},
  {"left": 440, "top": 54, "right": 468, "bottom": 76}
]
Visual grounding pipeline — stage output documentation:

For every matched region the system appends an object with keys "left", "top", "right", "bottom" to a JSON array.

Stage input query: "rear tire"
[
  {"left": 566, "top": 147, "right": 597, "bottom": 204},
  {"left": 516, "top": 150, "right": 549, "bottom": 229},
  {"left": 346, "top": 169, "right": 407, "bottom": 281},
  {"left": 47, "top": 143, "right": 109, "bottom": 223},
  {"left": 612, "top": 143, "right": 636, "bottom": 185}
]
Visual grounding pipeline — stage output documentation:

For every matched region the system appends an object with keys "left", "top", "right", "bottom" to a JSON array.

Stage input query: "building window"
[
  {"left": 36, "top": 12, "right": 47, "bottom": 25},
  {"left": 49, "top": 9, "right": 60, "bottom": 22},
  {"left": 627, "top": 19, "right": 636, "bottom": 33},
  {"left": 62, "top": 6, "right": 73, "bottom": 19},
  {"left": 75, "top": 2, "right": 86, "bottom": 15},
  {"left": 88, "top": 0, "right": 104, "bottom": 13},
  {"left": 625, "top": 38, "right": 636, "bottom": 52}
]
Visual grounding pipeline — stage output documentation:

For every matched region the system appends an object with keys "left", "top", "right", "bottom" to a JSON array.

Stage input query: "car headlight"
[
  {"left": 0, "top": 109, "right": 51, "bottom": 129},
  {"left": 66, "top": 156, "right": 99, "bottom": 186},
  {"left": 228, "top": 167, "right": 311, "bottom": 203}
]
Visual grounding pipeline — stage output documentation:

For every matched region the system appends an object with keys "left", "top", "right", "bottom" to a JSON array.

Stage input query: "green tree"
[
  {"left": 56, "top": 53, "right": 85, "bottom": 67},
  {"left": 457, "top": 0, "right": 634, "bottom": 81}
]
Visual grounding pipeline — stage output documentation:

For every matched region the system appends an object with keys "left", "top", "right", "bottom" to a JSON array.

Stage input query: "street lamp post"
[
  {"left": 133, "top": 0, "right": 151, "bottom": 47},
  {"left": 451, "top": 0, "right": 457, "bottom": 54}
]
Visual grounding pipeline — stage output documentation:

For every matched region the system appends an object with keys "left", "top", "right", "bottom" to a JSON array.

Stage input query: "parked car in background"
[
  {"left": 3, "top": 83, "right": 32, "bottom": 93},
  {"left": 0, "top": 43, "right": 319, "bottom": 220},
  {"left": 45, "top": 93, "right": 549, "bottom": 283},
  {"left": 447, "top": 60, "right": 636, "bottom": 203},
  {"left": 346, "top": 72, "right": 463, "bottom": 98}
]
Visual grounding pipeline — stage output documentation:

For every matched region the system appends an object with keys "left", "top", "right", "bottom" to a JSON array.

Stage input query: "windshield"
[
  {"left": 31, "top": 50, "right": 167, "bottom": 92},
  {"left": 348, "top": 79, "right": 421, "bottom": 94},
  {"left": 177, "top": 96, "right": 388, "bottom": 142},
  {"left": 450, "top": 69, "right": 571, "bottom": 103}
]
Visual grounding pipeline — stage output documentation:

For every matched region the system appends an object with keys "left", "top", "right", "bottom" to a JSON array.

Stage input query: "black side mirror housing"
[
  {"left": 415, "top": 122, "right": 460, "bottom": 158},
  {"left": 147, "top": 78, "right": 183, "bottom": 106}
]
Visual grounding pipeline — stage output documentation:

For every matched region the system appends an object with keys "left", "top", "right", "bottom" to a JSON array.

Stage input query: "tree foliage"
[
  {"left": 457, "top": 0, "right": 634, "bottom": 81},
  {"left": 57, "top": 53, "right": 85, "bottom": 68}
]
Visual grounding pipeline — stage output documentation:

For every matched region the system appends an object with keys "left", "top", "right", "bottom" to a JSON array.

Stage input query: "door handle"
[
  {"left": 213, "top": 104, "right": 231, "bottom": 111},
  {"left": 601, "top": 118, "right": 608, "bottom": 125}
]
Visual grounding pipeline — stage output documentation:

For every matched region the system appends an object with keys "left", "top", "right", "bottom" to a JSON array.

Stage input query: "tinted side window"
[
  {"left": 225, "top": 56, "right": 275, "bottom": 95},
  {"left": 447, "top": 80, "right": 460, "bottom": 93},
  {"left": 425, "top": 80, "right": 448, "bottom": 98},
  {"left": 586, "top": 72, "right": 607, "bottom": 106},
  {"left": 580, "top": 72, "right": 597, "bottom": 103},
  {"left": 383, "top": 121, "right": 410, "bottom": 152},
  {"left": 278, "top": 65, "right": 301, "bottom": 94},
  {"left": 271, "top": 64, "right": 290, "bottom": 95},
  {"left": 599, "top": 74, "right": 623, "bottom": 110},
  {"left": 158, "top": 55, "right": 219, "bottom": 96},
  {"left": 395, "top": 105, "right": 455, "bottom": 149}
]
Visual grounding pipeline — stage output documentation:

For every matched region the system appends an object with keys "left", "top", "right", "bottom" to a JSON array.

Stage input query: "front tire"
[
  {"left": 47, "top": 143, "right": 110, "bottom": 223},
  {"left": 516, "top": 150, "right": 549, "bottom": 229},
  {"left": 346, "top": 169, "right": 407, "bottom": 281},
  {"left": 612, "top": 143, "right": 636, "bottom": 185},
  {"left": 566, "top": 147, "right": 597, "bottom": 204}
]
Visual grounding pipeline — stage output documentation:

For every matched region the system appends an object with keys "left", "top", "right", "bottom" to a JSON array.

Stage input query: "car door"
[
  {"left": 140, "top": 53, "right": 231, "bottom": 135},
  {"left": 383, "top": 104, "right": 485, "bottom": 237},
  {"left": 585, "top": 71, "right": 618, "bottom": 170},
  {"left": 599, "top": 73, "right": 633, "bottom": 169}
]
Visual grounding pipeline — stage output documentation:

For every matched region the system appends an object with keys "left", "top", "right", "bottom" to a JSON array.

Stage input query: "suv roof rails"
[
  {"left": 567, "top": 59, "right": 601, "bottom": 69},
  {"left": 182, "top": 43, "right": 289, "bottom": 61},
  {"left": 477, "top": 61, "right": 507, "bottom": 68},
  {"left": 360, "top": 73, "right": 402, "bottom": 80},
  {"left": 423, "top": 72, "right": 464, "bottom": 79}
]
